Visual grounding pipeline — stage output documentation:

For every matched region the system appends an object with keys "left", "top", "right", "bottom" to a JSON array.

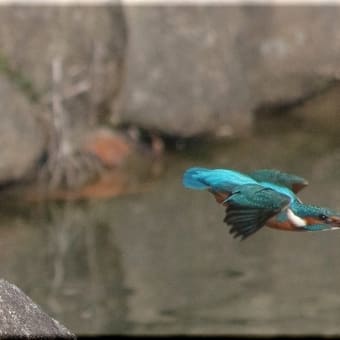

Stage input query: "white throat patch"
[{"left": 287, "top": 209, "right": 307, "bottom": 227}]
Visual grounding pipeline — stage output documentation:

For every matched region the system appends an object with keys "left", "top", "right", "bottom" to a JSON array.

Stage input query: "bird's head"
[{"left": 299, "top": 205, "right": 340, "bottom": 229}]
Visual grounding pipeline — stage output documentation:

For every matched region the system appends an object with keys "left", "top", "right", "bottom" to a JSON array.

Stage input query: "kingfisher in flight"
[{"left": 183, "top": 167, "right": 340, "bottom": 240}]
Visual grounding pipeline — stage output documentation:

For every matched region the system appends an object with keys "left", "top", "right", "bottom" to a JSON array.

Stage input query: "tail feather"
[{"left": 182, "top": 167, "right": 211, "bottom": 190}]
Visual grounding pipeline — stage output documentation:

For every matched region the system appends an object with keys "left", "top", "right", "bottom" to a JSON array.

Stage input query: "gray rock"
[
  {"left": 0, "top": 279, "right": 75, "bottom": 338},
  {"left": 0, "top": 5, "right": 127, "bottom": 185},
  {"left": 0, "top": 5, "right": 127, "bottom": 128},
  {"left": 0, "top": 75, "right": 45, "bottom": 183},
  {"left": 118, "top": 6, "right": 340, "bottom": 137}
]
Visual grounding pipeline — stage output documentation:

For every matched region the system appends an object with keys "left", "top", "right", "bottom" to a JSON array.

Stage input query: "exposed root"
[
  {"left": 38, "top": 56, "right": 105, "bottom": 191},
  {"left": 39, "top": 150, "right": 104, "bottom": 191}
]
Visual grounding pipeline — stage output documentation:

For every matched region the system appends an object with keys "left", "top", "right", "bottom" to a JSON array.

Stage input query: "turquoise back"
[{"left": 183, "top": 167, "right": 257, "bottom": 192}]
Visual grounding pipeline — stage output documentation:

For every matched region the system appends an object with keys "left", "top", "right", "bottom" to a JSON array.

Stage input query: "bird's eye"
[{"left": 319, "top": 214, "right": 328, "bottom": 221}]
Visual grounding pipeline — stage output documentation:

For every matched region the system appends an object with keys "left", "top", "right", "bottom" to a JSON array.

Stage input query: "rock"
[
  {"left": 0, "top": 5, "right": 127, "bottom": 185},
  {"left": 0, "top": 75, "right": 45, "bottom": 184},
  {"left": 118, "top": 6, "right": 252, "bottom": 138},
  {"left": 118, "top": 6, "right": 340, "bottom": 137},
  {"left": 82, "top": 128, "right": 133, "bottom": 168},
  {"left": 0, "top": 5, "right": 127, "bottom": 129},
  {"left": 245, "top": 6, "right": 340, "bottom": 105},
  {"left": 284, "top": 82, "right": 340, "bottom": 134},
  {"left": 0, "top": 279, "right": 75, "bottom": 338}
]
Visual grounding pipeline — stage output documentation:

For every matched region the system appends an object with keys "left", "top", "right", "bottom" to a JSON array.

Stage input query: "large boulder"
[
  {"left": 0, "top": 279, "right": 75, "bottom": 338},
  {"left": 118, "top": 6, "right": 340, "bottom": 137},
  {"left": 0, "top": 75, "right": 45, "bottom": 183},
  {"left": 0, "top": 5, "right": 127, "bottom": 184},
  {"left": 0, "top": 5, "right": 127, "bottom": 129}
]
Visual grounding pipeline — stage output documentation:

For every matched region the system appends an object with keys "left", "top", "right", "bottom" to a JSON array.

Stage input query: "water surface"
[{"left": 1, "top": 128, "right": 340, "bottom": 335}]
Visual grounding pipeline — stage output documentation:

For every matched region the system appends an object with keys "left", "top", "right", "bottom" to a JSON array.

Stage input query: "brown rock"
[{"left": 83, "top": 128, "right": 132, "bottom": 168}]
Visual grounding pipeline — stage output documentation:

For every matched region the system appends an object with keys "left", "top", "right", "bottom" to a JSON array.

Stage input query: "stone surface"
[
  {"left": 0, "top": 279, "right": 75, "bottom": 338},
  {"left": 0, "top": 75, "right": 45, "bottom": 183},
  {"left": 0, "top": 5, "right": 127, "bottom": 128},
  {"left": 0, "top": 5, "right": 127, "bottom": 185},
  {"left": 118, "top": 6, "right": 340, "bottom": 137},
  {"left": 1, "top": 4, "right": 340, "bottom": 185}
]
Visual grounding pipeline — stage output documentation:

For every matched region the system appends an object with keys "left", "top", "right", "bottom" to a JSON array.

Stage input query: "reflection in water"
[
  {"left": 1, "top": 129, "right": 340, "bottom": 334},
  {"left": 41, "top": 202, "right": 131, "bottom": 334},
  {"left": 0, "top": 200, "right": 131, "bottom": 335}
]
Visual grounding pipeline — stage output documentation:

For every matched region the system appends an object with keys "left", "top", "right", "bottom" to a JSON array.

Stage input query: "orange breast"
[
  {"left": 266, "top": 217, "right": 306, "bottom": 231},
  {"left": 303, "top": 217, "right": 323, "bottom": 225}
]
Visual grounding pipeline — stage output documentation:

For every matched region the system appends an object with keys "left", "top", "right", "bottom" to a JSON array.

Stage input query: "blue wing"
[
  {"left": 248, "top": 169, "right": 308, "bottom": 193},
  {"left": 224, "top": 184, "right": 291, "bottom": 240}
]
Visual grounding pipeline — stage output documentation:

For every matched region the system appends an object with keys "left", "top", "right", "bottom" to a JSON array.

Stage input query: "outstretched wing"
[
  {"left": 248, "top": 169, "right": 308, "bottom": 193},
  {"left": 224, "top": 184, "right": 291, "bottom": 240}
]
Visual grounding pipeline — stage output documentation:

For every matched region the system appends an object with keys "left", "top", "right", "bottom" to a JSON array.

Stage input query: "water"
[{"left": 1, "top": 127, "right": 340, "bottom": 335}]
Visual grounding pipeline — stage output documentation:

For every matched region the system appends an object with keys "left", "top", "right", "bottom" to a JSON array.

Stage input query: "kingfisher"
[{"left": 183, "top": 167, "right": 340, "bottom": 240}]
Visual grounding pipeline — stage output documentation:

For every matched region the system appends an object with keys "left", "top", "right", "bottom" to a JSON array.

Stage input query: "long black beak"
[{"left": 329, "top": 215, "right": 340, "bottom": 228}]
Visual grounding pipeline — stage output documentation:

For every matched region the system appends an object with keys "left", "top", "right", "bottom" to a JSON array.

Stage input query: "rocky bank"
[{"left": 0, "top": 4, "right": 340, "bottom": 185}]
